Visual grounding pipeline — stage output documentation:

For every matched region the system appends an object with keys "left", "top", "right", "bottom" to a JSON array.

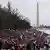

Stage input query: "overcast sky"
[{"left": 0, "top": 0, "right": 50, "bottom": 26}]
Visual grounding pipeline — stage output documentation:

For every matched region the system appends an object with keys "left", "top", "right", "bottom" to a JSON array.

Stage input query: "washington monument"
[{"left": 37, "top": 2, "right": 39, "bottom": 27}]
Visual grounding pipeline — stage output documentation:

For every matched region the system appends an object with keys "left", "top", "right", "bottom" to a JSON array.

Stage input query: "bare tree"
[{"left": 7, "top": 1, "right": 11, "bottom": 12}]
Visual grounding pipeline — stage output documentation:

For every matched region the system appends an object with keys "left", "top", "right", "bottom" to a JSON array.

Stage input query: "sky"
[{"left": 0, "top": 0, "right": 50, "bottom": 26}]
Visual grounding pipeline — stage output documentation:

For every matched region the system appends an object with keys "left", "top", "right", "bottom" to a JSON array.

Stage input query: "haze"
[{"left": 0, "top": 0, "right": 50, "bottom": 26}]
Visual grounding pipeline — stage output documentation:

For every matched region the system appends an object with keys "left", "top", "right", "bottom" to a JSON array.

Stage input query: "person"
[
  {"left": 16, "top": 46, "right": 18, "bottom": 50},
  {"left": 49, "top": 44, "right": 50, "bottom": 50},
  {"left": 26, "top": 40, "right": 34, "bottom": 50},
  {"left": 36, "top": 44, "right": 40, "bottom": 50},
  {"left": 14, "top": 44, "right": 18, "bottom": 50},
  {"left": 0, "top": 39, "right": 2, "bottom": 50},
  {"left": 43, "top": 46, "right": 47, "bottom": 50},
  {"left": 26, "top": 42, "right": 31, "bottom": 50},
  {"left": 40, "top": 48, "right": 43, "bottom": 50},
  {"left": 17, "top": 46, "right": 20, "bottom": 50},
  {"left": 44, "top": 43, "right": 49, "bottom": 50},
  {"left": 11, "top": 45, "right": 15, "bottom": 50},
  {"left": 33, "top": 42, "right": 36, "bottom": 50},
  {"left": 39, "top": 43, "right": 44, "bottom": 50},
  {"left": 20, "top": 46, "right": 23, "bottom": 50}
]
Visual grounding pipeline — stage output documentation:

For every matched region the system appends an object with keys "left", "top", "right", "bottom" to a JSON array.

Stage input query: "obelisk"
[{"left": 37, "top": 2, "right": 39, "bottom": 28}]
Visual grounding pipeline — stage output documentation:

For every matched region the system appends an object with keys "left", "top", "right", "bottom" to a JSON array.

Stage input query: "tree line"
[{"left": 0, "top": 1, "right": 31, "bottom": 31}]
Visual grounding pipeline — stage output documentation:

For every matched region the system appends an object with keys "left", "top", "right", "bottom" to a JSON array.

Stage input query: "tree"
[
  {"left": 0, "top": 2, "right": 31, "bottom": 30},
  {"left": 0, "top": 16, "right": 2, "bottom": 29},
  {"left": 7, "top": 1, "right": 11, "bottom": 12}
]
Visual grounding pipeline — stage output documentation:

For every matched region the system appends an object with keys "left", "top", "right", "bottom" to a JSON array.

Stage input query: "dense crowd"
[
  {"left": 0, "top": 36, "right": 50, "bottom": 50},
  {"left": 0, "top": 29, "right": 50, "bottom": 50}
]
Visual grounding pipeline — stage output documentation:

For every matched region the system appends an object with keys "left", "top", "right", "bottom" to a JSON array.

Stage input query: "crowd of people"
[
  {"left": 0, "top": 37, "right": 50, "bottom": 50},
  {"left": 0, "top": 37, "right": 24, "bottom": 50},
  {"left": 26, "top": 40, "right": 50, "bottom": 50},
  {"left": 0, "top": 29, "right": 50, "bottom": 50}
]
